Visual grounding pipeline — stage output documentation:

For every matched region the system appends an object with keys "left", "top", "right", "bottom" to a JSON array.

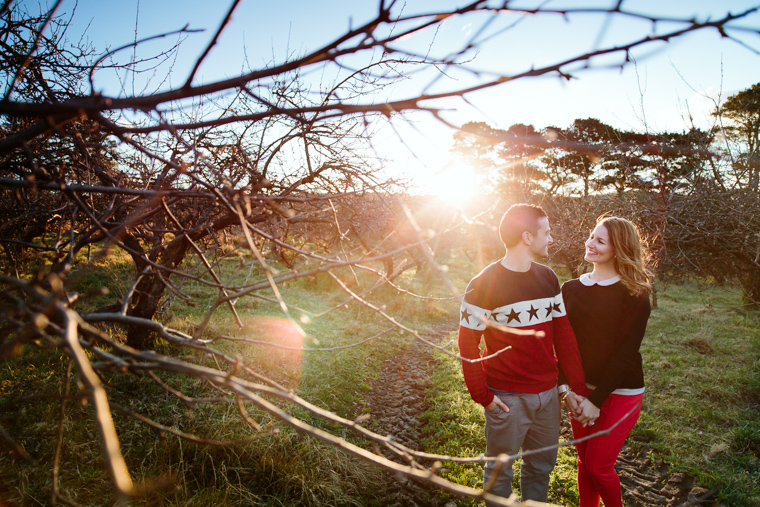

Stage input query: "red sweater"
[{"left": 458, "top": 261, "right": 587, "bottom": 407}]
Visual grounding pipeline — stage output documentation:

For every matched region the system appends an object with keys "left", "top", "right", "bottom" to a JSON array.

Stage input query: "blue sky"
[{"left": 47, "top": 0, "right": 760, "bottom": 186}]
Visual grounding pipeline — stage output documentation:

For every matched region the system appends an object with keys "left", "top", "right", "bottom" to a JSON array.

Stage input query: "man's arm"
[
  {"left": 552, "top": 293, "right": 588, "bottom": 396},
  {"left": 458, "top": 300, "right": 495, "bottom": 407}
]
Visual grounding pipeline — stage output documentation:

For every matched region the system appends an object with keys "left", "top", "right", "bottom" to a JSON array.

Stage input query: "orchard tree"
[
  {"left": 650, "top": 82, "right": 760, "bottom": 306},
  {"left": 715, "top": 82, "right": 760, "bottom": 191},
  {"left": 559, "top": 118, "right": 624, "bottom": 197},
  {"left": 717, "top": 83, "right": 760, "bottom": 303}
]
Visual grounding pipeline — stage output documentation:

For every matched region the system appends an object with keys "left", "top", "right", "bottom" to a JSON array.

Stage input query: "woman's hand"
[
  {"left": 574, "top": 398, "right": 600, "bottom": 427},
  {"left": 485, "top": 396, "right": 509, "bottom": 413}
]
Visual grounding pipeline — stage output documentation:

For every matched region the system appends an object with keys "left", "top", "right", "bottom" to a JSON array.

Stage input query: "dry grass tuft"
[{"left": 683, "top": 335, "right": 715, "bottom": 356}]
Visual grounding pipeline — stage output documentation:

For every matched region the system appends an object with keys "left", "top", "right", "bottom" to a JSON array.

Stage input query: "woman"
[{"left": 560, "top": 216, "right": 652, "bottom": 507}]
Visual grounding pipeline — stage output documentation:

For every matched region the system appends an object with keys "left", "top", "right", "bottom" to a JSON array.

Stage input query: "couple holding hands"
[{"left": 459, "top": 204, "right": 651, "bottom": 507}]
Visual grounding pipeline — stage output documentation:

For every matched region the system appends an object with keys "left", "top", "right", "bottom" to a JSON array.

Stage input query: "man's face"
[{"left": 529, "top": 217, "right": 553, "bottom": 258}]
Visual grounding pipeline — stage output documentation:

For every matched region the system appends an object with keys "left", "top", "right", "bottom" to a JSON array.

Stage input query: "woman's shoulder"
[
  {"left": 610, "top": 284, "right": 652, "bottom": 318},
  {"left": 560, "top": 277, "right": 583, "bottom": 295},
  {"left": 632, "top": 288, "right": 652, "bottom": 311},
  {"left": 561, "top": 273, "right": 596, "bottom": 288},
  {"left": 560, "top": 277, "right": 582, "bottom": 287}
]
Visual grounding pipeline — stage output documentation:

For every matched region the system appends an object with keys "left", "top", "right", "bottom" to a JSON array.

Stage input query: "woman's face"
[{"left": 584, "top": 223, "right": 615, "bottom": 265}]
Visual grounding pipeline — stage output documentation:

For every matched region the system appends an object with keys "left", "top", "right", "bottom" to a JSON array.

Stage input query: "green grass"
[
  {"left": 638, "top": 281, "right": 760, "bottom": 506},
  {"left": 421, "top": 277, "right": 760, "bottom": 506}
]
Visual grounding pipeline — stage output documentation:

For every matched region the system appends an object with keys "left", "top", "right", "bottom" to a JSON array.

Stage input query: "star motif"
[
  {"left": 506, "top": 308, "right": 521, "bottom": 323},
  {"left": 491, "top": 312, "right": 502, "bottom": 322},
  {"left": 527, "top": 305, "right": 539, "bottom": 320},
  {"left": 553, "top": 302, "right": 562, "bottom": 313},
  {"left": 545, "top": 305, "right": 553, "bottom": 318},
  {"left": 460, "top": 307, "right": 472, "bottom": 324}
]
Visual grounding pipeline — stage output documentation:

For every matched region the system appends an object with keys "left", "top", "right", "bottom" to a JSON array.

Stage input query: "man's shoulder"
[
  {"left": 531, "top": 262, "right": 560, "bottom": 284},
  {"left": 467, "top": 260, "right": 502, "bottom": 285},
  {"left": 531, "top": 261, "right": 556, "bottom": 275},
  {"left": 463, "top": 260, "right": 504, "bottom": 305}
]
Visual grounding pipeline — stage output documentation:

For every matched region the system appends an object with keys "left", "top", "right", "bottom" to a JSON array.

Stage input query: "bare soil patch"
[{"left": 617, "top": 446, "right": 714, "bottom": 506}]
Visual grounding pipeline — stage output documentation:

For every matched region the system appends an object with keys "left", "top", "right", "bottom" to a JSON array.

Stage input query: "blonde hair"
[{"left": 597, "top": 216, "right": 651, "bottom": 296}]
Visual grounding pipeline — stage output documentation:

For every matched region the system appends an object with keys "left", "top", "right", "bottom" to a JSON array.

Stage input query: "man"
[{"left": 458, "top": 203, "right": 587, "bottom": 504}]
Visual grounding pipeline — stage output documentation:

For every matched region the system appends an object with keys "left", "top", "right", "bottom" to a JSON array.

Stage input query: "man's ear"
[{"left": 521, "top": 230, "right": 532, "bottom": 245}]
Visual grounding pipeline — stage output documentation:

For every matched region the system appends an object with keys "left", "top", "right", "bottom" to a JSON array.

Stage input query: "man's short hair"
[{"left": 498, "top": 204, "right": 547, "bottom": 248}]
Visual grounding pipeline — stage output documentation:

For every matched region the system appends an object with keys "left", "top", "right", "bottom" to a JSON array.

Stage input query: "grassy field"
[
  {"left": 639, "top": 281, "right": 760, "bottom": 505},
  {"left": 1, "top": 245, "right": 759, "bottom": 506}
]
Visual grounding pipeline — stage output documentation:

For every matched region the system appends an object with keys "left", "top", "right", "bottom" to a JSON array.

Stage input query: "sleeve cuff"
[{"left": 479, "top": 392, "right": 495, "bottom": 407}]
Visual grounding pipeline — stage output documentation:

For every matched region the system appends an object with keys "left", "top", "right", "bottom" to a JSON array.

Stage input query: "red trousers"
[{"left": 570, "top": 393, "right": 643, "bottom": 507}]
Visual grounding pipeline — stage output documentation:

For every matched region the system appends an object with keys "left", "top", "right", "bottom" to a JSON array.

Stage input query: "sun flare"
[{"left": 426, "top": 162, "right": 478, "bottom": 205}]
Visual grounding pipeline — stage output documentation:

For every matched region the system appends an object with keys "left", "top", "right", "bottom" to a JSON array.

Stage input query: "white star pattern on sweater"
[{"left": 459, "top": 294, "right": 565, "bottom": 330}]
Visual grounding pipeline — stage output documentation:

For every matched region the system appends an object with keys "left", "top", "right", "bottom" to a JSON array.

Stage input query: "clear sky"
[{"left": 44, "top": 0, "right": 760, "bottom": 189}]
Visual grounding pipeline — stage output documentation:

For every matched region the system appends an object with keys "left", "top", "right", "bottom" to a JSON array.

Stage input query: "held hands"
[
  {"left": 563, "top": 391, "right": 582, "bottom": 413},
  {"left": 561, "top": 390, "right": 600, "bottom": 427},
  {"left": 573, "top": 397, "right": 600, "bottom": 427}
]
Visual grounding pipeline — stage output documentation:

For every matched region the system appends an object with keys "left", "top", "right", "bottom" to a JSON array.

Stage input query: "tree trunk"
[
  {"left": 125, "top": 234, "right": 192, "bottom": 349},
  {"left": 125, "top": 273, "right": 167, "bottom": 349},
  {"left": 740, "top": 267, "right": 760, "bottom": 308}
]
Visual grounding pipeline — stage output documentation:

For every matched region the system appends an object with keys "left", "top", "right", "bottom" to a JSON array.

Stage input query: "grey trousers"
[{"left": 483, "top": 387, "right": 560, "bottom": 505}]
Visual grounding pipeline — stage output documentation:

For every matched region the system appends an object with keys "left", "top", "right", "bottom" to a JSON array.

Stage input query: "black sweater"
[{"left": 560, "top": 276, "right": 651, "bottom": 408}]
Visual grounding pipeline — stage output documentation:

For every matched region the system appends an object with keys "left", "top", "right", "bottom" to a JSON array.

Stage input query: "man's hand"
[
  {"left": 563, "top": 391, "right": 582, "bottom": 413},
  {"left": 485, "top": 396, "right": 509, "bottom": 413},
  {"left": 574, "top": 398, "right": 600, "bottom": 427}
]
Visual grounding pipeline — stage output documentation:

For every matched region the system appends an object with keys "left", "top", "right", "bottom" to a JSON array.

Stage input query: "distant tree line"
[{"left": 452, "top": 89, "right": 760, "bottom": 307}]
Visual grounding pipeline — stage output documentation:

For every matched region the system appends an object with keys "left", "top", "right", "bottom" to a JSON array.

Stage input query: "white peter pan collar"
[{"left": 579, "top": 273, "right": 621, "bottom": 286}]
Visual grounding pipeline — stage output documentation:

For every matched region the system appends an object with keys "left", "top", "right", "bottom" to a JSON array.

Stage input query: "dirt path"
[
  {"left": 363, "top": 323, "right": 450, "bottom": 507},
  {"left": 363, "top": 321, "right": 713, "bottom": 506}
]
